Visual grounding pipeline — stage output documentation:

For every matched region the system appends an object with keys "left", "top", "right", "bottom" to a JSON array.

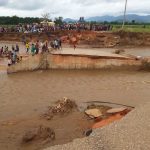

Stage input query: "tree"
[
  {"left": 41, "top": 12, "right": 50, "bottom": 21},
  {"left": 0, "top": 16, "right": 41, "bottom": 25},
  {"left": 104, "top": 21, "right": 108, "bottom": 24},
  {"left": 54, "top": 17, "right": 63, "bottom": 25},
  {"left": 12, "top": 15, "right": 19, "bottom": 25}
]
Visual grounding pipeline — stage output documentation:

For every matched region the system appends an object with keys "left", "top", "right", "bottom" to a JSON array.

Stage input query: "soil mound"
[
  {"left": 42, "top": 97, "right": 77, "bottom": 120},
  {"left": 22, "top": 125, "right": 55, "bottom": 144}
]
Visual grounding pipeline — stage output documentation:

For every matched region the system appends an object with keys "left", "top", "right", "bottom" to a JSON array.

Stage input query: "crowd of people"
[
  {"left": 0, "top": 41, "right": 49, "bottom": 66},
  {"left": 50, "top": 39, "right": 62, "bottom": 50},
  {"left": 0, "top": 38, "right": 63, "bottom": 66},
  {"left": 25, "top": 38, "right": 62, "bottom": 55},
  {"left": 0, "top": 44, "right": 22, "bottom": 66},
  {"left": 0, "top": 21, "right": 111, "bottom": 67},
  {"left": 25, "top": 40, "right": 49, "bottom": 56},
  {"left": 0, "top": 23, "right": 112, "bottom": 33}
]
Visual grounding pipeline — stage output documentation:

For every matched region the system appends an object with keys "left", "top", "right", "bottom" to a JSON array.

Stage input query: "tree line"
[
  {"left": 0, "top": 16, "right": 41, "bottom": 25},
  {"left": 0, "top": 16, "right": 150, "bottom": 26},
  {"left": 0, "top": 16, "right": 64, "bottom": 26}
]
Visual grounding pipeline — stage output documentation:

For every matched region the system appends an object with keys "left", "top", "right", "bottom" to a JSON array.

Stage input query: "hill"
[{"left": 64, "top": 14, "right": 150, "bottom": 23}]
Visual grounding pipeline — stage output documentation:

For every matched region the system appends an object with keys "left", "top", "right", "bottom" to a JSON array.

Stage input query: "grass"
[
  {"left": 0, "top": 25, "right": 15, "bottom": 28},
  {"left": 112, "top": 25, "right": 150, "bottom": 33}
]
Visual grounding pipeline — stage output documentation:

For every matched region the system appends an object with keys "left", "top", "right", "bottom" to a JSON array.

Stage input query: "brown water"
[{"left": 0, "top": 70, "right": 150, "bottom": 122}]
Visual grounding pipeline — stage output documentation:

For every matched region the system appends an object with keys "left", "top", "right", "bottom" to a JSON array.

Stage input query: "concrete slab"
[{"left": 51, "top": 48, "right": 129, "bottom": 59}]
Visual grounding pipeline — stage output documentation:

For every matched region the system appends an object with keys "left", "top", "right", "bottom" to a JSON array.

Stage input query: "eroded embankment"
[
  {"left": 44, "top": 102, "right": 150, "bottom": 150},
  {"left": 1, "top": 31, "right": 150, "bottom": 48},
  {"left": 7, "top": 53, "right": 142, "bottom": 74},
  {"left": 0, "top": 97, "right": 132, "bottom": 150}
]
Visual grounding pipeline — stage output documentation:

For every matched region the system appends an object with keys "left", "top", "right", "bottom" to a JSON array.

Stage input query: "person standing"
[
  {"left": 8, "top": 57, "right": 12, "bottom": 66},
  {"left": 35, "top": 41, "right": 39, "bottom": 54},
  {"left": 54, "top": 39, "right": 58, "bottom": 50},
  {"left": 16, "top": 44, "right": 19, "bottom": 53},
  {"left": 31, "top": 44, "right": 36, "bottom": 56},
  {"left": 74, "top": 44, "right": 76, "bottom": 50},
  {"left": 58, "top": 38, "right": 62, "bottom": 50},
  {"left": 45, "top": 40, "right": 48, "bottom": 52},
  {"left": 12, "top": 45, "right": 15, "bottom": 51},
  {"left": 26, "top": 42, "right": 30, "bottom": 53},
  {"left": 12, "top": 50, "right": 17, "bottom": 64},
  {"left": 0, "top": 47, "right": 4, "bottom": 56}
]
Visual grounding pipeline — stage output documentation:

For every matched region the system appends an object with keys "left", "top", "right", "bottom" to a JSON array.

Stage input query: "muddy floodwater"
[{"left": 0, "top": 70, "right": 150, "bottom": 122}]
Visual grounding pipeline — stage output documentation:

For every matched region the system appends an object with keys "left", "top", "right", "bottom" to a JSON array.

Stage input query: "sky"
[{"left": 0, "top": 0, "right": 150, "bottom": 19}]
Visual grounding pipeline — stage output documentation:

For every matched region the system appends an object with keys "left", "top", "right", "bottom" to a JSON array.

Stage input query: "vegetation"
[
  {"left": 54, "top": 17, "right": 63, "bottom": 25},
  {"left": 0, "top": 16, "right": 150, "bottom": 33},
  {"left": 112, "top": 24, "right": 150, "bottom": 33},
  {"left": 0, "top": 16, "right": 41, "bottom": 25},
  {"left": 41, "top": 13, "right": 51, "bottom": 21}
]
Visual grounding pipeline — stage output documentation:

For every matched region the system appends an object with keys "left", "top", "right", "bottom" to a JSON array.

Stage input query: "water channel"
[{"left": 0, "top": 69, "right": 150, "bottom": 122}]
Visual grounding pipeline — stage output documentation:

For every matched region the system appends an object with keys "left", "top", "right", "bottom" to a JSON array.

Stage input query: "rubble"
[
  {"left": 107, "top": 107, "right": 127, "bottom": 114},
  {"left": 114, "top": 49, "right": 125, "bottom": 54},
  {"left": 85, "top": 104, "right": 132, "bottom": 130},
  {"left": 42, "top": 97, "right": 77, "bottom": 120},
  {"left": 87, "top": 104, "right": 111, "bottom": 115},
  {"left": 92, "top": 107, "right": 132, "bottom": 129},
  {"left": 85, "top": 109, "right": 102, "bottom": 118},
  {"left": 22, "top": 125, "right": 55, "bottom": 144},
  {"left": 50, "top": 97, "right": 77, "bottom": 114},
  {"left": 92, "top": 113, "right": 123, "bottom": 129}
]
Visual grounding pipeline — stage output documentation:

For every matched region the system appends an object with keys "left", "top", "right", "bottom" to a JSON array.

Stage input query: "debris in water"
[
  {"left": 107, "top": 107, "right": 127, "bottom": 114},
  {"left": 87, "top": 104, "right": 111, "bottom": 115},
  {"left": 92, "top": 113, "right": 123, "bottom": 129},
  {"left": 92, "top": 107, "right": 132, "bottom": 129},
  {"left": 22, "top": 130, "right": 36, "bottom": 143},
  {"left": 42, "top": 97, "right": 77, "bottom": 120},
  {"left": 85, "top": 109, "right": 102, "bottom": 118},
  {"left": 114, "top": 49, "right": 125, "bottom": 54},
  {"left": 50, "top": 97, "right": 77, "bottom": 114},
  {"left": 22, "top": 125, "right": 55, "bottom": 144},
  {"left": 84, "top": 129, "right": 93, "bottom": 136}
]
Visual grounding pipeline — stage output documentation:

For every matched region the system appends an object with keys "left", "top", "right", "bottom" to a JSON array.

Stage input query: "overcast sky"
[{"left": 0, "top": 0, "right": 150, "bottom": 19}]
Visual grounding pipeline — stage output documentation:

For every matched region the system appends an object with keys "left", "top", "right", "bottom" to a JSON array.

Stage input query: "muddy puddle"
[
  {"left": 0, "top": 97, "right": 132, "bottom": 150},
  {"left": 0, "top": 104, "right": 93, "bottom": 150},
  {"left": 0, "top": 69, "right": 150, "bottom": 120}
]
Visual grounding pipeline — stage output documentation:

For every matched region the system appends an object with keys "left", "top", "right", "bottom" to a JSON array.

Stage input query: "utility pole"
[{"left": 122, "top": 0, "right": 128, "bottom": 29}]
